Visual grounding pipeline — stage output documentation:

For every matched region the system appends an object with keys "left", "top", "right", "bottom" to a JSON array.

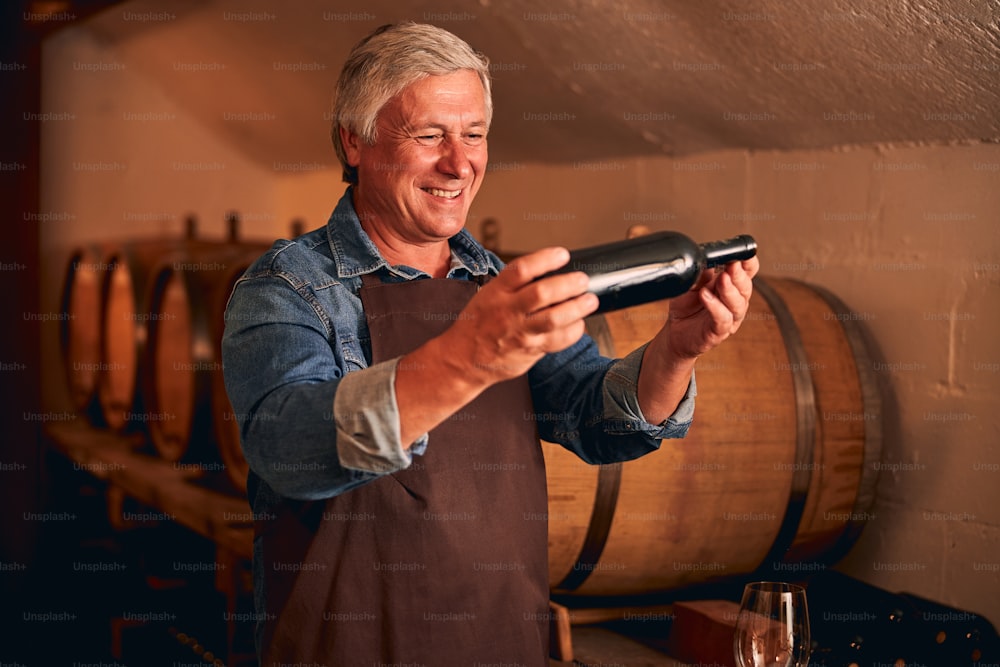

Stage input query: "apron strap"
[{"left": 359, "top": 272, "right": 381, "bottom": 290}]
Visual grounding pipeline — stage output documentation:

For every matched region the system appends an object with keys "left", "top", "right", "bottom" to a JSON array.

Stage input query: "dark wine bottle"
[
  {"left": 898, "top": 592, "right": 1000, "bottom": 667},
  {"left": 541, "top": 231, "right": 757, "bottom": 314},
  {"left": 808, "top": 633, "right": 905, "bottom": 667},
  {"left": 804, "top": 571, "right": 925, "bottom": 667}
]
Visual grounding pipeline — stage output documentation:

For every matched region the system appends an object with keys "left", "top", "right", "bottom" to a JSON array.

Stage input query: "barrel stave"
[{"left": 60, "top": 244, "right": 109, "bottom": 419}]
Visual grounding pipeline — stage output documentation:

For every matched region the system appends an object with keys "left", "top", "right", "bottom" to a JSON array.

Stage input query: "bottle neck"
[{"left": 700, "top": 234, "right": 757, "bottom": 268}]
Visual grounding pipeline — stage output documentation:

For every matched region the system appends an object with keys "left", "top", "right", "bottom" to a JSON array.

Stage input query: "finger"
[
  {"left": 723, "top": 261, "right": 755, "bottom": 301},
  {"left": 518, "top": 319, "right": 588, "bottom": 357},
  {"left": 525, "top": 292, "right": 599, "bottom": 333},
  {"left": 718, "top": 265, "right": 749, "bottom": 301},
  {"left": 524, "top": 271, "right": 591, "bottom": 313},
  {"left": 540, "top": 319, "right": 588, "bottom": 354},
  {"left": 499, "top": 247, "right": 573, "bottom": 288},
  {"left": 699, "top": 286, "right": 736, "bottom": 336},
  {"left": 714, "top": 272, "right": 749, "bottom": 325}
]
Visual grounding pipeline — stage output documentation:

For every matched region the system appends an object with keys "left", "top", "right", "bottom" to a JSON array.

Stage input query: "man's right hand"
[
  {"left": 448, "top": 246, "right": 599, "bottom": 384},
  {"left": 393, "top": 247, "right": 599, "bottom": 446}
]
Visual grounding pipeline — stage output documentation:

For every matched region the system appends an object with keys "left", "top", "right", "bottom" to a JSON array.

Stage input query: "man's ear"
[{"left": 340, "top": 126, "right": 363, "bottom": 166}]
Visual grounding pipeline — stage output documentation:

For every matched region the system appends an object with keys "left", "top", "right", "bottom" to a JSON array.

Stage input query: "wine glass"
[{"left": 733, "top": 581, "right": 811, "bottom": 667}]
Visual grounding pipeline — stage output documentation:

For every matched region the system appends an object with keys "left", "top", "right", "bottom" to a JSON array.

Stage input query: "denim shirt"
[{"left": 221, "top": 187, "right": 695, "bottom": 507}]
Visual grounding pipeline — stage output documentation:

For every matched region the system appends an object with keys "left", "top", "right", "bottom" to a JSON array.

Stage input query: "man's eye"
[
  {"left": 465, "top": 133, "right": 485, "bottom": 144},
  {"left": 415, "top": 134, "right": 443, "bottom": 145}
]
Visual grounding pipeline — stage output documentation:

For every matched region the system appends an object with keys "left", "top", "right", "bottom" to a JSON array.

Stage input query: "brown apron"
[{"left": 258, "top": 273, "right": 550, "bottom": 666}]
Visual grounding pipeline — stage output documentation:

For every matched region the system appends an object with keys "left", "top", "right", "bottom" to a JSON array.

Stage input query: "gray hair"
[{"left": 331, "top": 22, "right": 493, "bottom": 185}]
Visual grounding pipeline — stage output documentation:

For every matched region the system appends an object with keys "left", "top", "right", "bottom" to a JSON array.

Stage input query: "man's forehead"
[{"left": 384, "top": 73, "right": 488, "bottom": 125}]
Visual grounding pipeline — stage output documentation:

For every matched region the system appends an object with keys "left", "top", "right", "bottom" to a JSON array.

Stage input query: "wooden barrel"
[
  {"left": 96, "top": 214, "right": 255, "bottom": 434},
  {"left": 545, "top": 275, "right": 881, "bottom": 596},
  {"left": 144, "top": 244, "right": 268, "bottom": 469},
  {"left": 59, "top": 243, "right": 112, "bottom": 420},
  {"left": 97, "top": 221, "right": 237, "bottom": 432}
]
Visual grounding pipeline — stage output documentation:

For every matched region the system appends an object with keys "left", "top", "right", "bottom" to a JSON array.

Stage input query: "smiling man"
[
  {"left": 222, "top": 22, "right": 758, "bottom": 666},
  {"left": 341, "top": 68, "right": 489, "bottom": 277}
]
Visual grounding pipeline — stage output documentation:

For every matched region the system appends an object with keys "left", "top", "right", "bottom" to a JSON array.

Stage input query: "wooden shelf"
[{"left": 43, "top": 420, "right": 252, "bottom": 560}]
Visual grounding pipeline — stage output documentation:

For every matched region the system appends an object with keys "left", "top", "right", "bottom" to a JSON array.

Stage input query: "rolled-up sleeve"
[
  {"left": 334, "top": 357, "right": 429, "bottom": 473},
  {"left": 527, "top": 333, "right": 696, "bottom": 466},
  {"left": 602, "top": 342, "right": 695, "bottom": 440}
]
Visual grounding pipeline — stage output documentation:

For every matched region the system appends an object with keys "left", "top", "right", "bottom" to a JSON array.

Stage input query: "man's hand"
[
  {"left": 637, "top": 256, "right": 760, "bottom": 424},
  {"left": 445, "top": 247, "right": 599, "bottom": 385},
  {"left": 394, "top": 247, "right": 597, "bottom": 445},
  {"left": 664, "top": 256, "right": 759, "bottom": 359}
]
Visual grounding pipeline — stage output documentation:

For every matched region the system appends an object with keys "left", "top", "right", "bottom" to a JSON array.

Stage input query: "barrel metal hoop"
[
  {"left": 554, "top": 462, "right": 623, "bottom": 592},
  {"left": 554, "top": 313, "right": 624, "bottom": 592},
  {"left": 806, "top": 282, "right": 883, "bottom": 559},
  {"left": 752, "top": 277, "right": 817, "bottom": 568}
]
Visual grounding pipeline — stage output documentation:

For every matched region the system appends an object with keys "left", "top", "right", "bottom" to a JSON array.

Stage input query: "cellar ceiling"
[{"left": 76, "top": 0, "right": 1000, "bottom": 167}]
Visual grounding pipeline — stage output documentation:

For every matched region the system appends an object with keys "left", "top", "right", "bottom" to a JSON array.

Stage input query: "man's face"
[{"left": 343, "top": 69, "right": 489, "bottom": 246}]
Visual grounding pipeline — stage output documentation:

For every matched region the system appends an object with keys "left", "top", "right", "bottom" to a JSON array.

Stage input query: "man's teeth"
[{"left": 424, "top": 188, "right": 461, "bottom": 199}]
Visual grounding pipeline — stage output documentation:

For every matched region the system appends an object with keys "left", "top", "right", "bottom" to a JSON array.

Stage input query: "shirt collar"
[{"left": 325, "top": 186, "right": 499, "bottom": 280}]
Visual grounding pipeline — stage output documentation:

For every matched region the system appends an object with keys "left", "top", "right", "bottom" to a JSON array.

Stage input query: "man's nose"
[{"left": 436, "top": 136, "right": 473, "bottom": 180}]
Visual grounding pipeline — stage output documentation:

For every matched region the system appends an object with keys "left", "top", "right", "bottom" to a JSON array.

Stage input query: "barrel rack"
[{"left": 43, "top": 420, "right": 255, "bottom": 667}]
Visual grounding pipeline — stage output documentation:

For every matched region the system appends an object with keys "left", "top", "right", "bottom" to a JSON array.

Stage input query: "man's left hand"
[
  {"left": 636, "top": 255, "right": 759, "bottom": 424},
  {"left": 663, "top": 255, "right": 760, "bottom": 360}
]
